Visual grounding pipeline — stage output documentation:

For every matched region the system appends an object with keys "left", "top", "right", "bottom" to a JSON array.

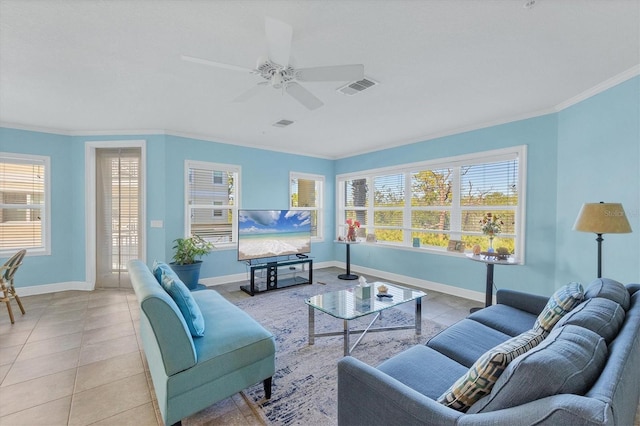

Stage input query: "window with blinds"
[
  {"left": 459, "top": 159, "right": 519, "bottom": 249},
  {"left": 0, "top": 153, "right": 50, "bottom": 255},
  {"left": 336, "top": 146, "right": 526, "bottom": 257},
  {"left": 186, "top": 161, "right": 239, "bottom": 245},
  {"left": 341, "top": 178, "right": 368, "bottom": 239},
  {"left": 373, "top": 174, "right": 404, "bottom": 242},
  {"left": 290, "top": 172, "right": 324, "bottom": 239}
]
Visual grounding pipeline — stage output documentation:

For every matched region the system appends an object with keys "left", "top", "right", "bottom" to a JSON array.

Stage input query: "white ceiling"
[{"left": 1, "top": 1, "right": 639, "bottom": 159}]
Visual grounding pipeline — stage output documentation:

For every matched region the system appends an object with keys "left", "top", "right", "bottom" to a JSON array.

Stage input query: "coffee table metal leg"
[
  {"left": 415, "top": 297, "right": 422, "bottom": 335},
  {"left": 309, "top": 304, "right": 315, "bottom": 345},
  {"left": 343, "top": 319, "right": 350, "bottom": 356}
]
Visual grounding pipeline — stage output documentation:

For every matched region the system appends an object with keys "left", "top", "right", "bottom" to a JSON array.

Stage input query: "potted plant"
[{"left": 170, "top": 235, "right": 214, "bottom": 290}]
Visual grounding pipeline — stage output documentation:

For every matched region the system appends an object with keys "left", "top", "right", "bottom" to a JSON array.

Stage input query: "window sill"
[{"left": 365, "top": 241, "right": 525, "bottom": 264}]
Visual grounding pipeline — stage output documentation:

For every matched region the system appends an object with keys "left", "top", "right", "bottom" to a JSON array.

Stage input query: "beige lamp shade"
[{"left": 573, "top": 203, "right": 632, "bottom": 234}]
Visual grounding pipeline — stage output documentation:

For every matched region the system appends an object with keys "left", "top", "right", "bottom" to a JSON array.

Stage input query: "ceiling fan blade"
[
  {"left": 181, "top": 55, "right": 254, "bottom": 73},
  {"left": 285, "top": 82, "right": 323, "bottom": 110},
  {"left": 265, "top": 17, "right": 292, "bottom": 67},
  {"left": 296, "top": 64, "right": 365, "bottom": 82},
  {"left": 233, "top": 82, "right": 269, "bottom": 102}
]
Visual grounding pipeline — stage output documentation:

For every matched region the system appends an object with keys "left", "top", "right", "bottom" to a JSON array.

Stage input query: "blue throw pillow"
[
  {"left": 152, "top": 261, "right": 162, "bottom": 283},
  {"left": 554, "top": 297, "right": 625, "bottom": 344},
  {"left": 584, "top": 278, "right": 630, "bottom": 311},
  {"left": 152, "top": 261, "right": 205, "bottom": 337}
]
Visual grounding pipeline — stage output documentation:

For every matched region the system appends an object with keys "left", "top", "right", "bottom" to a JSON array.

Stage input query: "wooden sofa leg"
[
  {"left": 170, "top": 421, "right": 182, "bottom": 426},
  {"left": 263, "top": 377, "right": 272, "bottom": 399}
]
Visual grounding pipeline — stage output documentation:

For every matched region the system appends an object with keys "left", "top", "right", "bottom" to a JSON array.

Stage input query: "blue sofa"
[
  {"left": 338, "top": 278, "right": 640, "bottom": 425},
  {"left": 128, "top": 260, "right": 276, "bottom": 426}
]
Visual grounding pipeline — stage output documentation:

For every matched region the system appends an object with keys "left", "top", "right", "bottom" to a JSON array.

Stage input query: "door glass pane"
[{"left": 96, "top": 148, "right": 141, "bottom": 288}]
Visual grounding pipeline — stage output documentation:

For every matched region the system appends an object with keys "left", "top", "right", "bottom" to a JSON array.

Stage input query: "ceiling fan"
[{"left": 181, "top": 17, "right": 364, "bottom": 110}]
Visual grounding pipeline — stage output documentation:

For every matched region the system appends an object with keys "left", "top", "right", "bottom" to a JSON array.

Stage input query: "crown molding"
[
  {"left": 2, "top": 66, "right": 638, "bottom": 158},
  {"left": 0, "top": 123, "right": 333, "bottom": 159},
  {"left": 70, "top": 128, "right": 165, "bottom": 136},
  {"left": 0, "top": 121, "right": 74, "bottom": 135},
  {"left": 336, "top": 106, "right": 557, "bottom": 159},
  {"left": 165, "top": 129, "right": 334, "bottom": 160},
  {"left": 337, "top": 65, "right": 640, "bottom": 159},
  {"left": 554, "top": 65, "right": 640, "bottom": 112}
]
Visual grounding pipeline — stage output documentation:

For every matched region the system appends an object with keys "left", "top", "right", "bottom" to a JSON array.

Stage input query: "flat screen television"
[{"left": 237, "top": 209, "right": 312, "bottom": 262}]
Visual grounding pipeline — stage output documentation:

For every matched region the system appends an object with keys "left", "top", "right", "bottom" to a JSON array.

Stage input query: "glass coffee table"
[{"left": 305, "top": 282, "right": 426, "bottom": 356}]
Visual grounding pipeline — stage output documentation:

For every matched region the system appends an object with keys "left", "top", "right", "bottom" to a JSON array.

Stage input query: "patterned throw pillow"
[
  {"left": 437, "top": 329, "right": 545, "bottom": 412},
  {"left": 533, "top": 282, "right": 584, "bottom": 336}
]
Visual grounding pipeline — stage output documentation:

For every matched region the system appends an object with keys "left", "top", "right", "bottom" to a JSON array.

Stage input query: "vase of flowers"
[
  {"left": 346, "top": 218, "right": 360, "bottom": 242},
  {"left": 480, "top": 212, "right": 503, "bottom": 253}
]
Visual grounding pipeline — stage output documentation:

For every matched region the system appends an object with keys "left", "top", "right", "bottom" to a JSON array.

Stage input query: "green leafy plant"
[{"left": 172, "top": 235, "right": 214, "bottom": 265}]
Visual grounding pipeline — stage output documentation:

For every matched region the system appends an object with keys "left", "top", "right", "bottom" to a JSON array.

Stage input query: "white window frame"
[
  {"left": 336, "top": 146, "right": 527, "bottom": 262},
  {"left": 290, "top": 172, "right": 324, "bottom": 241},
  {"left": 0, "top": 152, "right": 51, "bottom": 256},
  {"left": 185, "top": 160, "right": 240, "bottom": 248}
]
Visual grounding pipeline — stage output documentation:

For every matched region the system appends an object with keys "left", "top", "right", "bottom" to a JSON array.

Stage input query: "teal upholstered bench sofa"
[
  {"left": 338, "top": 278, "right": 640, "bottom": 425},
  {"left": 128, "top": 259, "right": 275, "bottom": 426}
]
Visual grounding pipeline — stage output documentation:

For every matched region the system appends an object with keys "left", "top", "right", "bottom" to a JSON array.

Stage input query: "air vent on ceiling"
[
  {"left": 337, "top": 77, "right": 378, "bottom": 96},
  {"left": 273, "top": 119, "right": 294, "bottom": 128}
]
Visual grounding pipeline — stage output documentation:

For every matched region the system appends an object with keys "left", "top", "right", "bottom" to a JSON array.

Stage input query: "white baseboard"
[
  {"left": 203, "top": 260, "right": 486, "bottom": 303},
  {"left": 17, "top": 281, "right": 95, "bottom": 296},
  {"left": 14, "top": 261, "right": 487, "bottom": 304},
  {"left": 200, "top": 272, "right": 248, "bottom": 287},
  {"left": 348, "top": 263, "right": 488, "bottom": 304}
]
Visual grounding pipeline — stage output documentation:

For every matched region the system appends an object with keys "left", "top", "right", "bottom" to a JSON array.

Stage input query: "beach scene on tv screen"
[{"left": 238, "top": 210, "right": 311, "bottom": 261}]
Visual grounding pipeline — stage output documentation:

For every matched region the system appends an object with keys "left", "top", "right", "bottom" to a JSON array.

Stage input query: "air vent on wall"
[
  {"left": 337, "top": 77, "right": 378, "bottom": 96},
  {"left": 273, "top": 119, "right": 295, "bottom": 128}
]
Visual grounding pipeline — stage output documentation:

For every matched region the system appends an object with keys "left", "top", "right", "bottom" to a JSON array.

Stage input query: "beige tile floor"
[
  {"left": 0, "top": 286, "right": 264, "bottom": 425},
  {"left": 0, "top": 267, "right": 638, "bottom": 425}
]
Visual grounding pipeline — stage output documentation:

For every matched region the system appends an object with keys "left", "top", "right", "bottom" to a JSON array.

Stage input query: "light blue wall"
[
  {"left": 1, "top": 75, "right": 638, "bottom": 294},
  {"left": 334, "top": 76, "right": 640, "bottom": 295},
  {"left": 555, "top": 76, "right": 640, "bottom": 285},
  {"left": 70, "top": 134, "right": 169, "bottom": 271},
  {"left": 161, "top": 135, "right": 335, "bottom": 279},
  {"left": 336, "top": 114, "right": 560, "bottom": 297},
  {"left": 0, "top": 127, "right": 78, "bottom": 285},
  {"left": 0, "top": 130, "right": 334, "bottom": 286}
]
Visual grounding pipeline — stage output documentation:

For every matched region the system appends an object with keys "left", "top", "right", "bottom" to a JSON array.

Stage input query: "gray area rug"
[{"left": 234, "top": 277, "right": 445, "bottom": 425}]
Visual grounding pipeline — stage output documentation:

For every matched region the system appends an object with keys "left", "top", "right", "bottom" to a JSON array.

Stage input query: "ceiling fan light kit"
[{"left": 182, "top": 16, "right": 364, "bottom": 110}]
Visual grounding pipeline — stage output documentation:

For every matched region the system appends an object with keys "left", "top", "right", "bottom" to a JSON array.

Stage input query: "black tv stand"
[{"left": 240, "top": 258, "right": 313, "bottom": 296}]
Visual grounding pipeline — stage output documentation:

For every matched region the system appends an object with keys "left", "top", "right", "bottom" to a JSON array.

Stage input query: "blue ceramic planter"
[{"left": 169, "top": 261, "right": 202, "bottom": 290}]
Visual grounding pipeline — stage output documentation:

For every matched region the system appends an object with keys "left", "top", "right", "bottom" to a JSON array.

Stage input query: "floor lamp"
[{"left": 573, "top": 202, "right": 632, "bottom": 278}]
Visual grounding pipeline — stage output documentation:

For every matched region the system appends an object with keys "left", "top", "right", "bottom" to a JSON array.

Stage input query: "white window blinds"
[
  {"left": 290, "top": 173, "right": 324, "bottom": 239},
  {"left": 337, "top": 146, "right": 526, "bottom": 257},
  {"left": 0, "top": 153, "right": 49, "bottom": 254},
  {"left": 186, "top": 161, "right": 239, "bottom": 245}
]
